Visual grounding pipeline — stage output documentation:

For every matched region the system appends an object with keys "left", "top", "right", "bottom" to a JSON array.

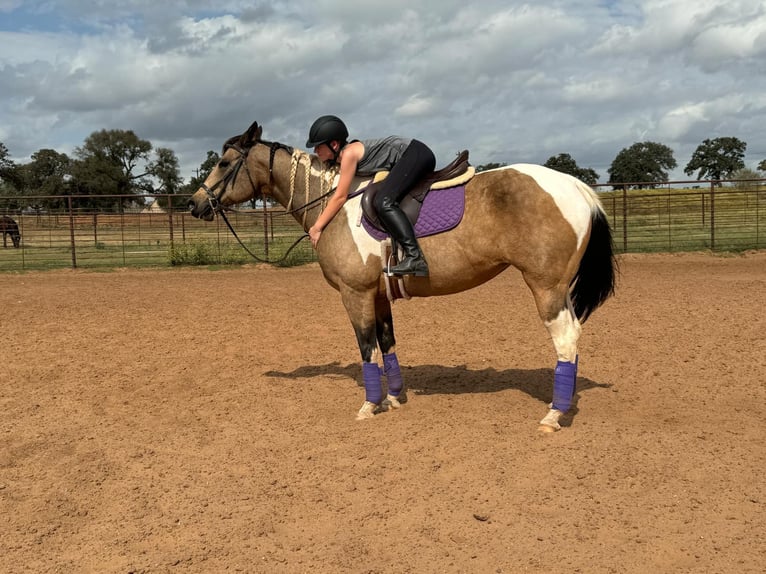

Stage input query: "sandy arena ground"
[{"left": 1, "top": 252, "right": 764, "bottom": 573}]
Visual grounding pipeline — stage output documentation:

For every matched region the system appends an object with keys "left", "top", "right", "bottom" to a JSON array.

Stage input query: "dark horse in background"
[{"left": 1, "top": 215, "right": 20, "bottom": 248}]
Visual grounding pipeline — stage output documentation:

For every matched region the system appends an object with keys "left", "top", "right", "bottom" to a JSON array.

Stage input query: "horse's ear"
[{"left": 240, "top": 121, "right": 262, "bottom": 147}]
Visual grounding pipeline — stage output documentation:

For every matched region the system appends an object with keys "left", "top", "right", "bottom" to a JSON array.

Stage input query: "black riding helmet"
[{"left": 306, "top": 115, "right": 349, "bottom": 148}]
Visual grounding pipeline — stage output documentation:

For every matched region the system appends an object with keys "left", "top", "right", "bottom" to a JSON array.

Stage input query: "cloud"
[{"left": 0, "top": 1, "right": 765, "bottom": 180}]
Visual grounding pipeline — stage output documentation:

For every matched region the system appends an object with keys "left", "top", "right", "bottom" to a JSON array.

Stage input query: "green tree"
[
  {"left": 180, "top": 150, "right": 221, "bottom": 196},
  {"left": 70, "top": 129, "right": 153, "bottom": 208},
  {"left": 757, "top": 159, "right": 766, "bottom": 172},
  {"left": 20, "top": 149, "right": 72, "bottom": 209},
  {"left": 146, "top": 147, "right": 186, "bottom": 208},
  {"left": 0, "top": 142, "right": 23, "bottom": 195},
  {"left": 607, "top": 142, "right": 677, "bottom": 189},
  {"left": 544, "top": 153, "right": 599, "bottom": 185},
  {"left": 684, "top": 137, "right": 746, "bottom": 182}
]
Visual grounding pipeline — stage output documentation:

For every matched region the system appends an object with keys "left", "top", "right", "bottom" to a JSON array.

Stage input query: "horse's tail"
[{"left": 570, "top": 204, "right": 617, "bottom": 323}]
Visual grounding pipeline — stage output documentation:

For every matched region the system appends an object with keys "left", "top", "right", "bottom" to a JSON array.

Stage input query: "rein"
[{"left": 201, "top": 139, "right": 337, "bottom": 264}]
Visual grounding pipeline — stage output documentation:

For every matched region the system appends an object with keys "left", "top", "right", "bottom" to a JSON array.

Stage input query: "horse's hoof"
[
  {"left": 356, "top": 401, "right": 383, "bottom": 420},
  {"left": 538, "top": 409, "right": 563, "bottom": 432},
  {"left": 385, "top": 393, "right": 406, "bottom": 409}
]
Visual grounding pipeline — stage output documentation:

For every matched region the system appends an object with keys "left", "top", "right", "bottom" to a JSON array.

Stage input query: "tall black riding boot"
[{"left": 378, "top": 207, "right": 429, "bottom": 277}]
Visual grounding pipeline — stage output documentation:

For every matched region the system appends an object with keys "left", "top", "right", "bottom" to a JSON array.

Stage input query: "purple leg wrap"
[
  {"left": 362, "top": 362, "right": 383, "bottom": 404},
  {"left": 552, "top": 357, "right": 578, "bottom": 413},
  {"left": 383, "top": 352, "right": 404, "bottom": 397}
]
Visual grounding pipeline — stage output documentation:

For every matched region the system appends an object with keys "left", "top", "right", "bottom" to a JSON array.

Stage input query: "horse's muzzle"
[{"left": 188, "top": 199, "right": 215, "bottom": 221}]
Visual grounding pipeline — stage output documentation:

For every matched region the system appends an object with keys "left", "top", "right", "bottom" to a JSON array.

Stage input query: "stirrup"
[{"left": 386, "top": 256, "right": 429, "bottom": 277}]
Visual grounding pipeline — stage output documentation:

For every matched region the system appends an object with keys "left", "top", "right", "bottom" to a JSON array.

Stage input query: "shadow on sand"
[{"left": 264, "top": 362, "right": 611, "bottom": 418}]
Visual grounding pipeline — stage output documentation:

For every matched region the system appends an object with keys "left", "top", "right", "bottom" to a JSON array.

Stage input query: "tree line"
[
  {"left": 0, "top": 130, "right": 222, "bottom": 211},
  {"left": 482, "top": 137, "right": 765, "bottom": 188},
  {"left": 2, "top": 130, "right": 765, "bottom": 213}
]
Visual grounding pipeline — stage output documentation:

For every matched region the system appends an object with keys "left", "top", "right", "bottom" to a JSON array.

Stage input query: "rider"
[{"left": 306, "top": 115, "right": 436, "bottom": 277}]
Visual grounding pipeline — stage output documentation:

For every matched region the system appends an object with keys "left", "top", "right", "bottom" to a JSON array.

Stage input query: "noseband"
[{"left": 200, "top": 142, "right": 259, "bottom": 214}]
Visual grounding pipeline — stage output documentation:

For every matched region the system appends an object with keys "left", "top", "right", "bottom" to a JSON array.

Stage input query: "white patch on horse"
[
  {"left": 544, "top": 305, "right": 581, "bottom": 363},
  {"left": 509, "top": 164, "right": 599, "bottom": 249},
  {"left": 344, "top": 194, "right": 380, "bottom": 264}
]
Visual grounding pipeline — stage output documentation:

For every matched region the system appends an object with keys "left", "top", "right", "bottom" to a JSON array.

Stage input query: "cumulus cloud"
[{"left": 0, "top": 0, "right": 765, "bottom": 179}]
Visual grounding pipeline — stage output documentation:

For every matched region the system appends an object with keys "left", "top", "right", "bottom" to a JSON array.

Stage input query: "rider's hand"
[{"left": 309, "top": 226, "right": 322, "bottom": 249}]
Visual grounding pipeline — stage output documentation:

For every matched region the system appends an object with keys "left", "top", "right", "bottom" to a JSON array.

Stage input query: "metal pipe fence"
[
  {"left": 0, "top": 194, "right": 316, "bottom": 271},
  {"left": 1, "top": 182, "right": 765, "bottom": 271}
]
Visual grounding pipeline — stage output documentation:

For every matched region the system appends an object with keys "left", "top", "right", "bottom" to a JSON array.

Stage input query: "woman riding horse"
[
  {"left": 306, "top": 115, "right": 434, "bottom": 277},
  {"left": 188, "top": 121, "right": 616, "bottom": 432}
]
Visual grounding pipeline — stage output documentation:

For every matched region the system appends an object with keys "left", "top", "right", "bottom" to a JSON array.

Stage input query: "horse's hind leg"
[
  {"left": 374, "top": 295, "right": 407, "bottom": 409},
  {"left": 526, "top": 280, "right": 582, "bottom": 432}
]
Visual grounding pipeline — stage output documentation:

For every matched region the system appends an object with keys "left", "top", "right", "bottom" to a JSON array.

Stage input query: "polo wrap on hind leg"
[
  {"left": 552, "top": 356, "right": 578, "bottom": 413},
  {"left": 362, "top": 362, "right": 383, "bottom": 405},
  {"left": 383, "top": 352, "right": 403, "bottom": 397}
]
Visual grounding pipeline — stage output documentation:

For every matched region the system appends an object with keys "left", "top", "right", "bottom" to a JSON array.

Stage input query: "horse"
[
  {"left": 188, "top": 121, "right": 617, "bottom": 431},
  {"left": 1, "top": 215, "right": 21, "bottom": 248}
]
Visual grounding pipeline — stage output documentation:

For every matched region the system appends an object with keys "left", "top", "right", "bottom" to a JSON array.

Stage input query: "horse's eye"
[{"left": 219, "top": 160, "right": 230, "bottom": 169}]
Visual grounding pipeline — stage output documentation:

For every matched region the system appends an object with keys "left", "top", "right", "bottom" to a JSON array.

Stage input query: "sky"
[{"left": 1, "top": 0, "right": 765, "bottom": 185}]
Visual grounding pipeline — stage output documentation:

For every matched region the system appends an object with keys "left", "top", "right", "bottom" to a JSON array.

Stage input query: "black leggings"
[{"left": 372, "top": 139, "right": 436, "bottom": 213}]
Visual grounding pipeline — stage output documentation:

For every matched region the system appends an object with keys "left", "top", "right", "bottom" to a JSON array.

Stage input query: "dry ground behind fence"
[{"left": 1, "top": 252, "right": 765, "bottom": 573}]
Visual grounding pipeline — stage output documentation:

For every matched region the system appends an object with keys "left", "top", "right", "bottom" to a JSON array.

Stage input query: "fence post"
[
  {"left": 68, "top": 195, "right": 77, "bottom": 269},
  {"left": 262, "top": 202, "right": 269, "bottom": 259},
  {"left": 167, "top": 195, "right": 174, "bottom": 247},
  {"left": 710, "top": 181, "right": 716, "bottom": 250},
  {"left": 622, "top": 185, "right": 628, "bottom": 252}
]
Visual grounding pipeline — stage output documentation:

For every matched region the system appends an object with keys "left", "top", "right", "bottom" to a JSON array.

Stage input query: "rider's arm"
[{"left": 309, "top": 142, "right": 363, "bottom": 245}]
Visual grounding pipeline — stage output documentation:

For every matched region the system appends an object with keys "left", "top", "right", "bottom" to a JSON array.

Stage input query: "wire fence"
[
  {"left": 1, "top": 180, "right": 765, "bottom": 271},
  {"left": 0, "top": 194, "right": 315, "bottom": 271}
]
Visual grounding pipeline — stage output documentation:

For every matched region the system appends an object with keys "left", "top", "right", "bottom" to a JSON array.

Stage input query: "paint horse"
[
  {"left": 188, "top": 121, "right": 616, "bottom": 431},
  {"left": 1, "top": 216, "right": 21, "bottom": 248}
]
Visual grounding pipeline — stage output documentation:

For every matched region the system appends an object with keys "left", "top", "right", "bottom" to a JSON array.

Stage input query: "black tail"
[{"left": 570, "top": 208, "right": 617, "bottom": 323}]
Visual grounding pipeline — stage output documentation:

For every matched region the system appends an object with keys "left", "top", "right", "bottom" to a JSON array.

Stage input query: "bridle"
[
  {"left": 198, "top": 139, "right": 321, "bottom": 264},
  {"left": 200, "top": 141, "right": 263, "bottom": 215}
]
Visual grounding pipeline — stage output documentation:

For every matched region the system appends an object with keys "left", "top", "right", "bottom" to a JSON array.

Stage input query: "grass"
[
  {"left": 598, "top": 185, "right": 765, "bottom": 253},
  {"left": 1, "top": 186, "right": 764, "bottom": 272}
]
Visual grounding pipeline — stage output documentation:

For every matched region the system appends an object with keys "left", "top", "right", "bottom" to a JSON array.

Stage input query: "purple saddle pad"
[{"left": 361, "top": 185, "right": 466, "bottom": 241}]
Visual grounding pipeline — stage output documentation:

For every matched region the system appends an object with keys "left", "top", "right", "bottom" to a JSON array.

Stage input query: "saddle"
[{"left": 360, "top": 150, "right": 472, "bottom": 234}]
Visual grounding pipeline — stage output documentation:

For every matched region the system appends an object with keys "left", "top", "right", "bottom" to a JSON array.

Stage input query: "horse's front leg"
[
  {"left": 340, "top": 286, "right": 386, "bottom": 420},
  {"left": 374, "top": 294, "right": 407, "bottom": 410}
]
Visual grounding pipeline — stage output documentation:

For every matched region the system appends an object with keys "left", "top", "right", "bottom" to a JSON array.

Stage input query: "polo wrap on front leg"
[
  {"left": 362, "top": 362, "right": 383, "bottom": 405},
  {"left": 552, "top": 357, "right": 578, "bottom": 413},
  {"left": 382, "top": 352, "right": 403, "bottom": 397}
]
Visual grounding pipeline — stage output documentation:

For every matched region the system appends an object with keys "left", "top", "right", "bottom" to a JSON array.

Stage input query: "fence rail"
[{"left": 1, "top": 182, "right": 765, "bottom": 271}]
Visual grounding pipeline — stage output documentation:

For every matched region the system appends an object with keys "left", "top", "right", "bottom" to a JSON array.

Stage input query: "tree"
[
  {"left": 684, "top": 137, "right": 746, "bottom": 182},
  {"left": 70, "top": 129, "right": 153, "bottom": 208},
  {"left": 0, "top": 142, "right": 23, "bottom": 195},
  {"left": 544, "top": 153, "right": 599, "bottom": 185},
  {"left": 607, "top": 142, "right": 677, "bottom": 189},
  {"left": 757, "top": 159, "right": 766, "bottom": 172},
  {"left": 145, "top": 147, "right": 186, "bottom": 208},
  {"left": 20, "top": 149, "right": 72, "bottom": 208},
  {"left": 180, "top": 150, "right": 220, "bottom": 196}
]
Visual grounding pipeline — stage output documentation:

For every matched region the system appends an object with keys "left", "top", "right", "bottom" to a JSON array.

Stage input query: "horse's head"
[
  {"left": 11, "top": 230, "right": 20, "bottom": 248},
  {"left": 188, "top": 121, "right": 266, "bottom": 221}
]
